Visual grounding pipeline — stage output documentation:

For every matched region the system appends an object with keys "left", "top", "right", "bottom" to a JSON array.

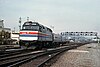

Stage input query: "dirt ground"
[{"left": 50, "top": 43, "right": 100, "bottom": 67}]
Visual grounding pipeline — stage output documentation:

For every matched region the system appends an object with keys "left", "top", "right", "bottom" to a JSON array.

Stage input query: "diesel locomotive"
[{"left": 19, "top": 21, "right": 66, "bottom": 49}]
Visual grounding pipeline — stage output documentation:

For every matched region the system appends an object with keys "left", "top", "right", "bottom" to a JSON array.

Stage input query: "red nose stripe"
[
  {"left": 29, "top": 32, "right": 38, "bottom": 34},
  {"left": 20, "top": 32, "right": 38, "bottom": 34}
]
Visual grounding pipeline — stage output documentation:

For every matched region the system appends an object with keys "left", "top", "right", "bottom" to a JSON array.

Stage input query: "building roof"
[{"left": 0, "top": 28, "right": 11, "bottom": 32}]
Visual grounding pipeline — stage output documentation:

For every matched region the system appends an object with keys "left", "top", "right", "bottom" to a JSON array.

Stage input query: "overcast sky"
[{"left": 0, "top": 0, "right": 100, "bottom": 34}]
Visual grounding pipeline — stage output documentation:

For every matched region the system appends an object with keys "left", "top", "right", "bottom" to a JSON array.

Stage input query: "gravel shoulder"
[{"left": 50, "top": 43, "right": 100, "bottom": 67}]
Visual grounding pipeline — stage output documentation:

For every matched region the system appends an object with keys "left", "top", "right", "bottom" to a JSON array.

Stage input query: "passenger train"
[{"left": 19, "top": 21, "right": 66, "bottom": 49}]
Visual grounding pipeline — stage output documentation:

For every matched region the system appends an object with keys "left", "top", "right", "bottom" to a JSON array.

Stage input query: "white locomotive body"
[{"left": 19, "top": 21, "right": 53, "bottom": 49}]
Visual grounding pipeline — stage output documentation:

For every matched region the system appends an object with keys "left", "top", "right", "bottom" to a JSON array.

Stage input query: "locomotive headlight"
[{"left": 49, "top": 55, "right": 51, "bottom": 57}]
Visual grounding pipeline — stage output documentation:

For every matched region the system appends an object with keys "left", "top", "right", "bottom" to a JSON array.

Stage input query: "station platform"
[{"left": 51, "top": 43, "right": 100, "bottom": 67}]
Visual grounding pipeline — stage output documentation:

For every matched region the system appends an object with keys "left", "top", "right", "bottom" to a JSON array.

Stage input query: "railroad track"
[
  {"left": 0, "top": 45, "right": 81, "bottom": 67},
  {"left": 0, "top": 49, "right": 34, "bottom": 58},
  {"left": 0, "top": 49, "right": 45, "bottom": 67},
  {"left": 0, "top": 47, "right": 77, "bottom": 67},
  {"left": 20, "top": 46, "right": 76, "bottom": 67}
]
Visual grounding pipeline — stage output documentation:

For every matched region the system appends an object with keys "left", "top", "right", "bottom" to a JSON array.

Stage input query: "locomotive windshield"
[{"left": 22, "top": 22, "right": 39, "bottom": 31}]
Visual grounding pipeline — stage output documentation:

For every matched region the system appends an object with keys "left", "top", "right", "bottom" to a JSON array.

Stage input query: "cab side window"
[
  {"left": 42, "top": 26, "right": 46, "bottom": 33},
  {"left": 39, "top": 26, "right": 42, "bottom": 32}
]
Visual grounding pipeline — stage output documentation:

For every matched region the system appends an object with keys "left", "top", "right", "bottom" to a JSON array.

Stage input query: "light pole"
[
  {"left": 18, "top": 17, "right": 22, "bottom": 45},
  {"left": 19, "top": 17, "right": 21, "bottom": 31}
]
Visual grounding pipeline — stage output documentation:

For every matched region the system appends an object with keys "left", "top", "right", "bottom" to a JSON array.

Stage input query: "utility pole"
[{"left": 19, "top": 17, "right": 21, "bottom": 31}]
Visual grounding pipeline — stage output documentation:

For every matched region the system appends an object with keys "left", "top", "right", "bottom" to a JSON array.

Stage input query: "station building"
[
  {"left": 0, "top": 20, "right": 11, "bottom": 32},
  {"left": 0, "top": 20, "right": 11, "bottom": 44}
]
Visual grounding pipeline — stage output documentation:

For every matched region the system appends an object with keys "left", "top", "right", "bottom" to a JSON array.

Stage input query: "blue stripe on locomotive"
[{"left": 20, "top": 34, "right": 51, "bottom": 38}]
